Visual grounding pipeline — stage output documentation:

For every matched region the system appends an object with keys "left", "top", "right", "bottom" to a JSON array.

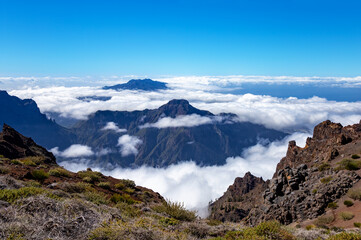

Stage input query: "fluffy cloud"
[
  {"left": 117, "top": 135, "right": 143, "bottom": 156},
  {"left": 51, "top": 144, "right": 94, "bottom": 158},
  {"left": 60, "top": 132, "right": 309, "bottom": 217},
  {"left": 102, "top": 122, "right": 127, "bottom": 133},
  {"left": 9, "top": 86, "right": 361, "bottom": 133},
  {"left": 139, "top": 114, "right": 224, "bottom": 128}
]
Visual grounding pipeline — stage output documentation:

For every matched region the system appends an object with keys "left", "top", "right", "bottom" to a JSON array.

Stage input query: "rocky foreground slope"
[
  {"left": 1, "top": 123, "right": 361, "bottom": 239},
  {"left": 210, "top": 120, "right": 361, "bottom": 230}
]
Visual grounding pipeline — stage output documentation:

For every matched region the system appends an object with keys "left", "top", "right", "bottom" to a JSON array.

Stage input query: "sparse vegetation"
[
  {"left": 354, "top": 222, "right": 361, "bottom": 228},
  {"left": 97, "top": 181, "right": 111, "bottom": 190},
  {"left": 336, "top": 159, "right": 361, "bottom": 171},
  {"left": 340, "top": 211, "right": 355, "bottom": 221},
  {"left": 61, "top": 182, "right": 91, "bottom": 193},
  {"left": 318, "top": 162, "right": 331, "bottom": 171},
  {"left": 82, "top": 190, "right": 110, "bottom": 205},
  {"left": 327, "top": 232, "right": 361, "bottom": 240},
  {"left": 110, "top": 193, "right": 138, "bottom": 204},
  {"left": 0, "top": 187, "right": 45, "bottom": 203},
  {"left": 0, "top": 166, "right": 9, "bottom": 174},
  {"left": 48, "top": 167, "right": 71, "bottom": 177},
  {"left": 78, "top": 170, "right": 102, "bottom": 183},
  {"left": 305, "top": 224, "right": 316, "bottom": 230},
  {"left": 31, "top": 169, "right": 49, "bottom": 182},
  {"left": 327, "top": 202, "right": 338, "bottom": 209},
  {"left": 114, "top": 179, "right": 136, "bottom": 190},
  {"left": 321, "top": 176, "right": 333, "bottom": 184},
  {"left": 344, "top": 200, "right": 354, "bottom": 207},
  {"left": 347, "top": 189, "right": 361, "bottom": 201},
  {"left": 153, "top": 200, "right": 197, "bottom": 221},
  {"left": 315, "top": 215, "right": 335, "bottom": 226}
]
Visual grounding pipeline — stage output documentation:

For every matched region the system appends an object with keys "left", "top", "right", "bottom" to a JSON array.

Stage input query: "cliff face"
[
  {"left": 0, "top": 124, "right": 56, "bottom": 164},
  {"left": 210, "top": 120, "right": 361, "bottom": 227}
]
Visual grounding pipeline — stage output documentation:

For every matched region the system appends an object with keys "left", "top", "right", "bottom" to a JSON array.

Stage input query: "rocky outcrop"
[
  {"left": 209, "top": 172, "right": 268, "bottom": 222},
  {"left": 210, "top": 120, "right": 361, "bottom": 226},
  {"left": 0, "top": 124, "right": 56, "bottom": 164}
]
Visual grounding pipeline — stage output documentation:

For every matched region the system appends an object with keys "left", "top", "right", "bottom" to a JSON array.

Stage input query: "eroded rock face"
[
  {"left": 210, "top": 120, "right": 361, "bottom": 225},
  {"left": 209, "top": 172, "right": 267, "bottom": 222},
  {"left": 0, "top": 124, "right": 56, "bottom": 164}
]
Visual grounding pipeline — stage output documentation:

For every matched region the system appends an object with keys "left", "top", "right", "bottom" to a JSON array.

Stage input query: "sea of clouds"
[{"left": 2, "top": 75, "right": 361, "bottom": 216}]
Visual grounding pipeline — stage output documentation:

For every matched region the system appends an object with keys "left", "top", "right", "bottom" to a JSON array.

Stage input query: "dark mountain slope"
[
  {"left": 73, "top": 99, "right": 287, "bottom": 167},
  {"left": 0, "top": 90, "right": 75, "bottom": 149},
  {"left": 103, "top": 78, "right": 168, "bottom": 91}
]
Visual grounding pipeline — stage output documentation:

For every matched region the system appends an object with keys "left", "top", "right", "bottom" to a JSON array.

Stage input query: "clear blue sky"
[{"left": 1, "top": 0, "right": 361, "bottom": 77}]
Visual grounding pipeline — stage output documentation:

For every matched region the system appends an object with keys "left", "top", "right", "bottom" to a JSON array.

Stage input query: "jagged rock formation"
[
  {"left": 210, "top": 120, "right": 361, "bottom": 227},
  {"left": 73, "top": 99, "right": 286, "bottom": 168},
  {"left": 0, "top": 124, "right": 56, "bottom": 164},
  {"left": 209, "top": 172, "right": 268, "bottom": 222}
]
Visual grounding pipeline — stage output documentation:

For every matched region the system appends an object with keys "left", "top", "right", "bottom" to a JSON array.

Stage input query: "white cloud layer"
[
  {"left": 51, "top": 144, "right": 94, "bottom": 158},
  {"left": 60, "top": 132, "right": 309, "bottom": 217},
  {"left": 117, "top": 134, "right": 143, "bottom": 156},
  {"left": 102, "top": 122, "right": 127, "bottom": 133},
  {"left": 139, "top": 114, "right": 224, "bottom": 128}
]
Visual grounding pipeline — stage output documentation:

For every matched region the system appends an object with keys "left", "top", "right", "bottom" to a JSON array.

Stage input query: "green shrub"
[
  {"left": 0, "top": 187, "right": 45, "bottom": 203},
  {"left": 49, "top": 167, "right": 71, "bottom": 177},
  {"left": 312, "top": 189, "right": 318, "bottom": 194},
  {"left": 21, "top": 159, "right": 36, "bottom": 166},
  {"left": 31, "top": 169, "right": 49, "bottom": 182},
  {"left": 351, "top": 154, "right": 360, "bottom": 159},
  {"left": 327, "top": 232, "right": 361, "bottom": 240},
  {"left": 159, "top": 217, "right": 179, "bottom": 226},
  {"left": 115, "top": 202, "right": 140, "bottom": 218},
  {"left": 318, "top": 163, "right": 331, "bottom": 171},
  {"left": 10, "top": 160, "right": 22, "bottom": 165},
  {"left": 340, "top": 211, "right": 354, "bottom": 221},
  {"left": 321, "top": 176, "right": 333, "bottom": 184},
  {"left": 97, "top": 182, "right": 111, "bottom": 190},
  {"left": 78, "top": 170, "right": 102, "bottom": 183},
  {"left": 0, "top": 166, "right": 9, "bottom": 174},
  {"left": 115, "top": 179, "right": 135, "bottom": 190},
  {"left": 83, "top": 191, "right": 109, "bottom": 205},
  {"left": 344, "top": 200, "right": 354, "bottom": 207},
  {"left": 347, "top": 189, "right": 361, "bottom": 200},
  {"left": 110, "top": 193, "right": 138, "bottom": 204},
  {"left": 337, "top": 159, "right": 361, "bottom": 170},
  {"left": 354, "top": 222, "right": 361, "bottom": 228},
  {"left": 316, "top": 215, "right": 335, "bottom": 226},
  {"left": 123, "top": 187, "right": 135, "bottom": 194},
  {"left": 327, "top": 202, "right": 338, "bottom": 209},
  {"left": 207, "top": 219, "right": 222, "bottom": 226},
  {"left": 153, "top": 200, "right": 197, "bottom": 221},
  {"left": 61, "top": 182, "right": 91, "bottom": 193},
  {"left": 305, "top": 224, "right": 316, "bottom": 230}
]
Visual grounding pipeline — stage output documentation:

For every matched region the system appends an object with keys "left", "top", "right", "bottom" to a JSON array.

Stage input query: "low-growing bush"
[
  {"left": 207, "top": 219, "right": 222, "bottom": 226},
  {"left": 318, "top": 162, "right": 331, "bottom": 172},
  {"left": 354, "top": 222, "right": 361, "bottom": 228},
  {"left": 351, "top": 154, "right": 360, "bottom": 159},
  {"left": 82, "top": 191, "right": 110, "bottom": 205},
  {"left": 305, "top": 224, "right": 316, "bottom": 230},
  {"left": 312, "top": 189, "right": 318, "bottom": 194},
  {"left": 327, "top": 202, "right": 338, "bottom": 209},
  {"left": 337, "top": 159, "right": 361, "bottom": 171},
  {"left": 114, "top": 179, "right": 136, "bottom": 190},
  {"left": 78, "top": 170, "right": 102, "bottom": 183},
  {"left": 344, "top": 200, "right": 354, "bottom": 207},
  {"left": 61, "top": 182, "right": 91, "bottom": 193},
  {"left": 0, "top": 187, "right": 45, "bottom": 203},
  {"left": 340, "top": 211, "right": 354, "bottom": 221},
  {"left": 21, "top": 159, "right": 36, "bottom": 166},
  {"left": 49, "top": 167, "right": 71, "bottom": 177},
  {"left": 110, "top": 193, "right": 138, "bottom": 204},
  {"left": 115, "top": 202, "right": 140, "bottom": 218},
  {"left": 10, "top": 159, "right": 22, "bottom": 165},
  {"left": 327, "top": 232, "right": 361, "bottom": 240},
  {"left": 0, "top": 166, "right": 9, "bottom": 174},
  {"left": 321, "top": 176, "right": 333, "bottom": 184},
  {"left": 97, "top": 182, "right": 111, "bottom": 190},
  {"left": 153, "top": 200, "right": 197, "bottom": 221},
  {"left": 31, "top": 169, "right": 49, "bottom": 182},
  {"left": 316, "top": 215, "right": 335, "bottom": 226},
  {"left": 347, "top": 189, "right": 361, "bottom": 200},
  {"left": 159, "top": 217, "right": 179, "bottom": 226}
]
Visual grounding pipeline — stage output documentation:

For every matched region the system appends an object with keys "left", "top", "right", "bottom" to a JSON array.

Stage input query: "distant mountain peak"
[
  {"left": 103, "top": 78, "right": 168, "bottom": 91},
  {"left": 157, "top": 99, "right": 213, "bottom": 117}
]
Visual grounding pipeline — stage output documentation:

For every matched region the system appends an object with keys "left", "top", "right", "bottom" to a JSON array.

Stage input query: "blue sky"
[{"left": 1, "top": 0, "right": 361, "bottom": 76}]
